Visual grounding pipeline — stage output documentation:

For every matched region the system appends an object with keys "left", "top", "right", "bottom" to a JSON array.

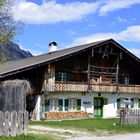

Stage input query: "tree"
[
  {"left": 0, "top": 0, "right": 22, "bottom": 42},
  {"left": 0, "top": 0, "right": 23, "bottom": 62}
]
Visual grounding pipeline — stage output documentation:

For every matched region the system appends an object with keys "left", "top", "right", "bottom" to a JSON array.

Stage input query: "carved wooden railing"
[{"left": 46, "top": 81, "right": 140, "bottom": 93}]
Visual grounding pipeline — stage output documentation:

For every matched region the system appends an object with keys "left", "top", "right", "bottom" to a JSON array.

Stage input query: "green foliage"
[
  {"left": 0, "top": 134, "right": 58, "bottom": 140},
  {"left": 0, "top": 47, "right": 6, "bottom": 63},
  {"left": 0, "top": 0, "right": 23, "bottom": 43}
]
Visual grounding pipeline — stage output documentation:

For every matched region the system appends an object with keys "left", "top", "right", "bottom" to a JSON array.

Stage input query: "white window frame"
[
  {"left": 124, "top": 77, "right": 129, "bottom": 85},
  {"left": 69, "top": 98, "right": 77, "bottom": 111},
  {"left": 57, "top": 72, "right": 67, "bottom": 82},
  {"left": 50, "top": 98, "right": 58, "bottom": 111}
]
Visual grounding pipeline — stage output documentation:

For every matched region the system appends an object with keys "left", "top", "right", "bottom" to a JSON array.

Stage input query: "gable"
[{"left": 0, "top": 39, "right": 139, "bottom": 78}]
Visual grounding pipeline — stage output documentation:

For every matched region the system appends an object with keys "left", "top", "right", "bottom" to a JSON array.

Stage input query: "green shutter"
[
  {"left": 45, "top": 99, "right": 50, "bottom": 112},
  {"left": 131, "top": 98, "right": 134, "bottom": 108},
  {"left": 77, "top": 99, "right": 81, "bottom": 110},
  {"left": 117, "top": 99, "right": 120, "bottom": 109},
  {"left": 59, "top": 99, "right": 63, "bottom": 111},
  {"left": 65, "top": 99, "right": 69, "bottom": 111},
  {"left": 138, "top": 99, "right": 140, "bottom": 108}
]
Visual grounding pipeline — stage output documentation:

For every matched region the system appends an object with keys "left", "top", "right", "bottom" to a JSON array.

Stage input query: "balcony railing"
[{"left": 46, "top": 82, "right": 140, "bottom": 93}]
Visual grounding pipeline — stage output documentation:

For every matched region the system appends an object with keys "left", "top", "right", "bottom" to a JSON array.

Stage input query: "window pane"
[
  {"left": 45, "top": 99, "right": 50, "bottom": 112},
  {"left": 69, "top": 98, "right": 77, "bottom": 110}
]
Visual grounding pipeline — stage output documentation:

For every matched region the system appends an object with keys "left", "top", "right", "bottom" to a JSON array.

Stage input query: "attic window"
[
  {"left": 124, "top": 77, "right": 129, "bottom": 85},
  {"left": 56, "top": 72, "right": 67, "bottom": 82}
]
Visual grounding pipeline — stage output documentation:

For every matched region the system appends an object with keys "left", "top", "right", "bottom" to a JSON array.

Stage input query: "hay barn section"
[
  {"left": 0, "top": 80, "right": 31, "bottom": 112},
  {"left": 0, "top": 39, "right": 139, "bottom": 120}
]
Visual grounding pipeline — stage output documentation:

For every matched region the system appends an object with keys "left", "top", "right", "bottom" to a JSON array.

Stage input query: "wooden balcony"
[{"left": 46, "top": 82, "right": 140, "bottom": 93}]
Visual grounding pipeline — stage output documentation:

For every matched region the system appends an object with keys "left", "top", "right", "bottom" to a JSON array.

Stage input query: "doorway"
[{"left": 94, "top": 97, "right": 104, "bottom": 117}]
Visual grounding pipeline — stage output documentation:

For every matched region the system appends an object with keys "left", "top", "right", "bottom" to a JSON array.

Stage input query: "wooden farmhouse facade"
[{"left": 0, "top": 39, "right": 140, "bottom": 120}]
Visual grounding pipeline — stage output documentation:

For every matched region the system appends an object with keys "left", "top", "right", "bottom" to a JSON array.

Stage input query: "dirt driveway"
[
  {"left": 29, "top": 125, "right": 140, "bottom": 140},
  {"left": 67, "top": 133, "right": 140, "bottom": 140}
]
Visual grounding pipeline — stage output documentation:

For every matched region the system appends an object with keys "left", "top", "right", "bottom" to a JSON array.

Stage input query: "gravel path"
[
  {"left": 67, "top": 133, "right": 140, "bottom": 140},
  {"left": 29, "top": 125, "right": 140, "bottom": 140},
  {"left": 29, "top": 125, "right": 92, "bottom": 139}
]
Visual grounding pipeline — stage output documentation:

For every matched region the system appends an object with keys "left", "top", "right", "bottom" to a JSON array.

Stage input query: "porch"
[{"left": 46, "top": 82, "right": 140, "bottom": 93}]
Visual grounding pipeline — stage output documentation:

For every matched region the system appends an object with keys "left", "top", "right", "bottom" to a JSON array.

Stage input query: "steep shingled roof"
[{"left": 0, "top": 39, "right": 139, "bottom": 78}]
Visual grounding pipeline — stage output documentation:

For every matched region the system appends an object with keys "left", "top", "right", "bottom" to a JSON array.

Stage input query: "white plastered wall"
[{"left": 42, "top": 92, "right": 140, "bottom": 119}]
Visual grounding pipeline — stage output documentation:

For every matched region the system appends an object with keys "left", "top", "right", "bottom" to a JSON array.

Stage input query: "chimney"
[{"left": 48, "top": 41, "right": 57, "bottom": 53}]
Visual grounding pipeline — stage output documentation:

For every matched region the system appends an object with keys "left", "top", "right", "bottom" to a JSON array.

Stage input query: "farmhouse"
[{"left": 0, "top": 39, "right": 140, "bottom": 120}]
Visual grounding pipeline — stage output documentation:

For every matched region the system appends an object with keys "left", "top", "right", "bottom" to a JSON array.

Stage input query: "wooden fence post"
[
  {"left": 11, "top": 111, "right": 17, "bottom": 137},
  {"left": 23, "top": 111, "right": 28, "bottom": 135},
  {"left": 0, "top": 111, "right": 3, "bottom": 136},
  {"left": 4, "top": 111, "right": 11, "bottom": 136},
  {"left": 17, "top": 111, "right": 23, "bottom": 135}
]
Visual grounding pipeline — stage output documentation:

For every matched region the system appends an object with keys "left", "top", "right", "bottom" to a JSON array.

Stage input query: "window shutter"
[
  {"left": 77, "top": 99, "right": 81, "bottom": 111},
  {"left": 45, "top": 99, "right": 50, "bottom": 112},
  {"left": 131, "top": 98, "right": 134, "bottom": 108},
  {"left": 59, "top": 99, "right": 63, "bottom": 111},
  {"left": 138, "top": 99, "right": 140, "bottom": 108},
  {"left": 65, "top": 99, "right": 69, "bottom": 111},
  {"left": 117, "top": 99, "right": 120, "bottom": 109}
]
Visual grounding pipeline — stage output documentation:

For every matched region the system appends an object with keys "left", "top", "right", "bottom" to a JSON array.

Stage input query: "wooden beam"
[
  {"left": 116, "top": 56, "right": 119, "bottom": 93},
  {"left": 87, "top": 55, "right": 91, "bottom": 90}
]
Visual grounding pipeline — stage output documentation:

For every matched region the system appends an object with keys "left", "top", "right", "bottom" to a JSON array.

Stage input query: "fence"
[
  {"left": 0, "top": 111, "right": 28, "bottom": 136},
  {"left": 119, "top": 108, "right": 140, "bottom": 126}
]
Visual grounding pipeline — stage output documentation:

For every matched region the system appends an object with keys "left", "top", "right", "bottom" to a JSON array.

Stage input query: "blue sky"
[{"left": 13, "top": 0, "right": 140, "bottom": 57}]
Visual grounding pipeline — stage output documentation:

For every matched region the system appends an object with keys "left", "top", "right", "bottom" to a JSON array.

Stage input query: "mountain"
[{"left": 0, "top": 42, "right": 32, "bottom": 61}]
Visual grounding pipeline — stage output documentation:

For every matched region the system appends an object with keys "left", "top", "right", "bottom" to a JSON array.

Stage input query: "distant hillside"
[{"left": 0, "top": 42, "right": 32, "bottom": 61}]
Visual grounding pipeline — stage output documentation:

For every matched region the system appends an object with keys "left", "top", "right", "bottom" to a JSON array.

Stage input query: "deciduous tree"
[{"left": 0, "top": 0, "right": 22, "bottom": 42}]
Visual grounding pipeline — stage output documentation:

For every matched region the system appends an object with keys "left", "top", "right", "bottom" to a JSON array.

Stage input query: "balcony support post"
[
  {"left": 116, "top": 56, "right": 119, "bottom": 93},
  {"left": 87, "top": 54, "right": 91, "bottom": 91}
]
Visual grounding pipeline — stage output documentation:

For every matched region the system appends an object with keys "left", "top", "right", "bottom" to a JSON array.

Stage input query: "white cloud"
[
  {"left": 117, "top": 17, "right": 128, "bottom": 23},
  {"left": 13, "top": 0, "right": 100, "bottom": 24},
  {"left": 99, "top": 0, "right": 140, "bottom": 16},
  {"left": 13, "top": 0, "right": 140, "bottom": 24},
  {"left": 69, "top": 25, "right": 140, "bottom": 47}
]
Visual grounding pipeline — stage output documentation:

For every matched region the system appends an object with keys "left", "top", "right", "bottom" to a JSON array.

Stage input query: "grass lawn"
[
  {"left": 0, "top": 134, "right": 58, "bottom": 140},
  {"left": 29, "top": 118, "right": 140, "bottom": 134}
]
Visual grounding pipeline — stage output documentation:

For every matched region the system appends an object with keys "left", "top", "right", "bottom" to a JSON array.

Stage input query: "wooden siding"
[{"left": 46, "top": 82, "right": 140, "bottom": 93}]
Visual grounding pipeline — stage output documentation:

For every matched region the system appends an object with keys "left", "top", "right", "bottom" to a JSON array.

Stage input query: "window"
[
  {"left": 56, "top": 72, "right": 67, "bottom": 82},
  {"left": 117, "top": 98, "right": 129, "bottom": 109},
  {"left": 103, "top": 98, "right": 107, "bottom": 105},
  {"left": 50, "top": 98, "right": 58, "bottom": 111},
  {"left": 124, "top": 77, "right": 129, "bottom": 85},
  {"left": 69, "top": 98, "right": 77, "bottom": 110},
  {"left": 64, "top": 98, "right": 81, "bottom": 111}
]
